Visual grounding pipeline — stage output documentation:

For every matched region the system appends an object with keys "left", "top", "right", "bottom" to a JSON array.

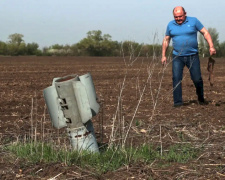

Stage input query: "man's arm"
[
  {"left": 161, "top": 36, "right": 171, "bottom": 64},
  {"left": 199, "top": 27, "right": 216, "bottom": 56}
]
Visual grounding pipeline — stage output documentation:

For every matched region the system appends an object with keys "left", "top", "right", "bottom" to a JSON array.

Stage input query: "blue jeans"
[{"left": 172, "top": 54, "right": 204, "bottom": 106}]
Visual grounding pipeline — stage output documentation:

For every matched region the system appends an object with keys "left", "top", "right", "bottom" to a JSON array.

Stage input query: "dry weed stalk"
[
  {"left": 30, "top": 97, "right": 34, "bottom": 154},
  {"left": 108, "top": 39, "right": 168, "bottom": 147},
  {"left": 160, "top": 125, "right": 163, "bottom": 156}
]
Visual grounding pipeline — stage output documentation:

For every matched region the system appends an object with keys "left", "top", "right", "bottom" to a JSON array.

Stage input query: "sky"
[{"left": 0, "top": 0, "right": 224, "bottom": 48}]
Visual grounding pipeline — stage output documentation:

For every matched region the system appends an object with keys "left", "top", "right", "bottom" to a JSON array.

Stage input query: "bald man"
[{"left": 161, "top": 6, "right": 216, "bottom": 107}]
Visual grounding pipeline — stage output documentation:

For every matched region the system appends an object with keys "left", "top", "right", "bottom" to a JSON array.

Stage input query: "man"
[{"left": 161, "top": 6, "right": 216, "bottom": 107}]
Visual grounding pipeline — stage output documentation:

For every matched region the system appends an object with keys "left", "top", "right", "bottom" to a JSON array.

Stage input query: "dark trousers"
[{"left": 172, "top": 54, "right": 204, "bottom": 106}]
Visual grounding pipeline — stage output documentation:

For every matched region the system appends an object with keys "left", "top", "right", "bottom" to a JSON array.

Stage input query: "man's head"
[{"left": 173, "top": 6, "right": 186, "bottom": 25}]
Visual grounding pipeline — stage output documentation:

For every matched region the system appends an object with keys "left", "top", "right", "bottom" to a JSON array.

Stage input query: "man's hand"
[
  {"left": 209, "top": 47, "right": 216, "bottom": 56},
  {"left": 161, "top": 56, "right": 167, "bottom": 65}
]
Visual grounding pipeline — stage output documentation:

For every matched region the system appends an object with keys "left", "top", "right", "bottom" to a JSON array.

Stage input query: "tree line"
[{"left": 0, "top": 29, "right": 224, "bottom": 57}]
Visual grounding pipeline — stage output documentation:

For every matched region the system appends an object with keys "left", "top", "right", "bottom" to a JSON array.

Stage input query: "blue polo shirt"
[{"left": 166, "top": 16, "right": 204, "bottom": 56}]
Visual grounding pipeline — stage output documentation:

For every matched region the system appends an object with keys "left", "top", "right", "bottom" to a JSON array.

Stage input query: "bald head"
[
  {"left": 173, "top": 6, "right": 186, "bottom": 14},
  {"left": 173, "top": 6, "right": 186, "bottom": 25}
]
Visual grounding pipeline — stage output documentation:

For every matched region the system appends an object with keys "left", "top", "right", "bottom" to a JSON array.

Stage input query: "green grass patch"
[
  {"left": 162, "top": 144, "right": 199, "bottom": 163},
  {"left": 5, "top": 142, "right": 200, "bottom": 174}
]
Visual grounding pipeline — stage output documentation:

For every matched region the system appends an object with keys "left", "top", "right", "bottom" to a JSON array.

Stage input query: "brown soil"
[{"left": 0, "top": 56, "right": 225, "bottom": 179}]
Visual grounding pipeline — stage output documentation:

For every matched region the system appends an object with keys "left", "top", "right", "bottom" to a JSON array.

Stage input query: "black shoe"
[
  {"left": 174, "top": 103, "right": 183, "bottom": 107},
  {"left": 198, "top": 99, "right": 208, "bottom": 105}
]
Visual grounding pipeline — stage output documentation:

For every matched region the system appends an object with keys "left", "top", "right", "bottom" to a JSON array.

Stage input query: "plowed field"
[{"left": 0, "top": 56, "right": 225, "bottom": 179}]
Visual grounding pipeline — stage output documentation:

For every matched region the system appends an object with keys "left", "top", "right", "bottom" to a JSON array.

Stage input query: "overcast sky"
[{"left": 0, "top": 0, "right": 224, "bottom": 48}]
